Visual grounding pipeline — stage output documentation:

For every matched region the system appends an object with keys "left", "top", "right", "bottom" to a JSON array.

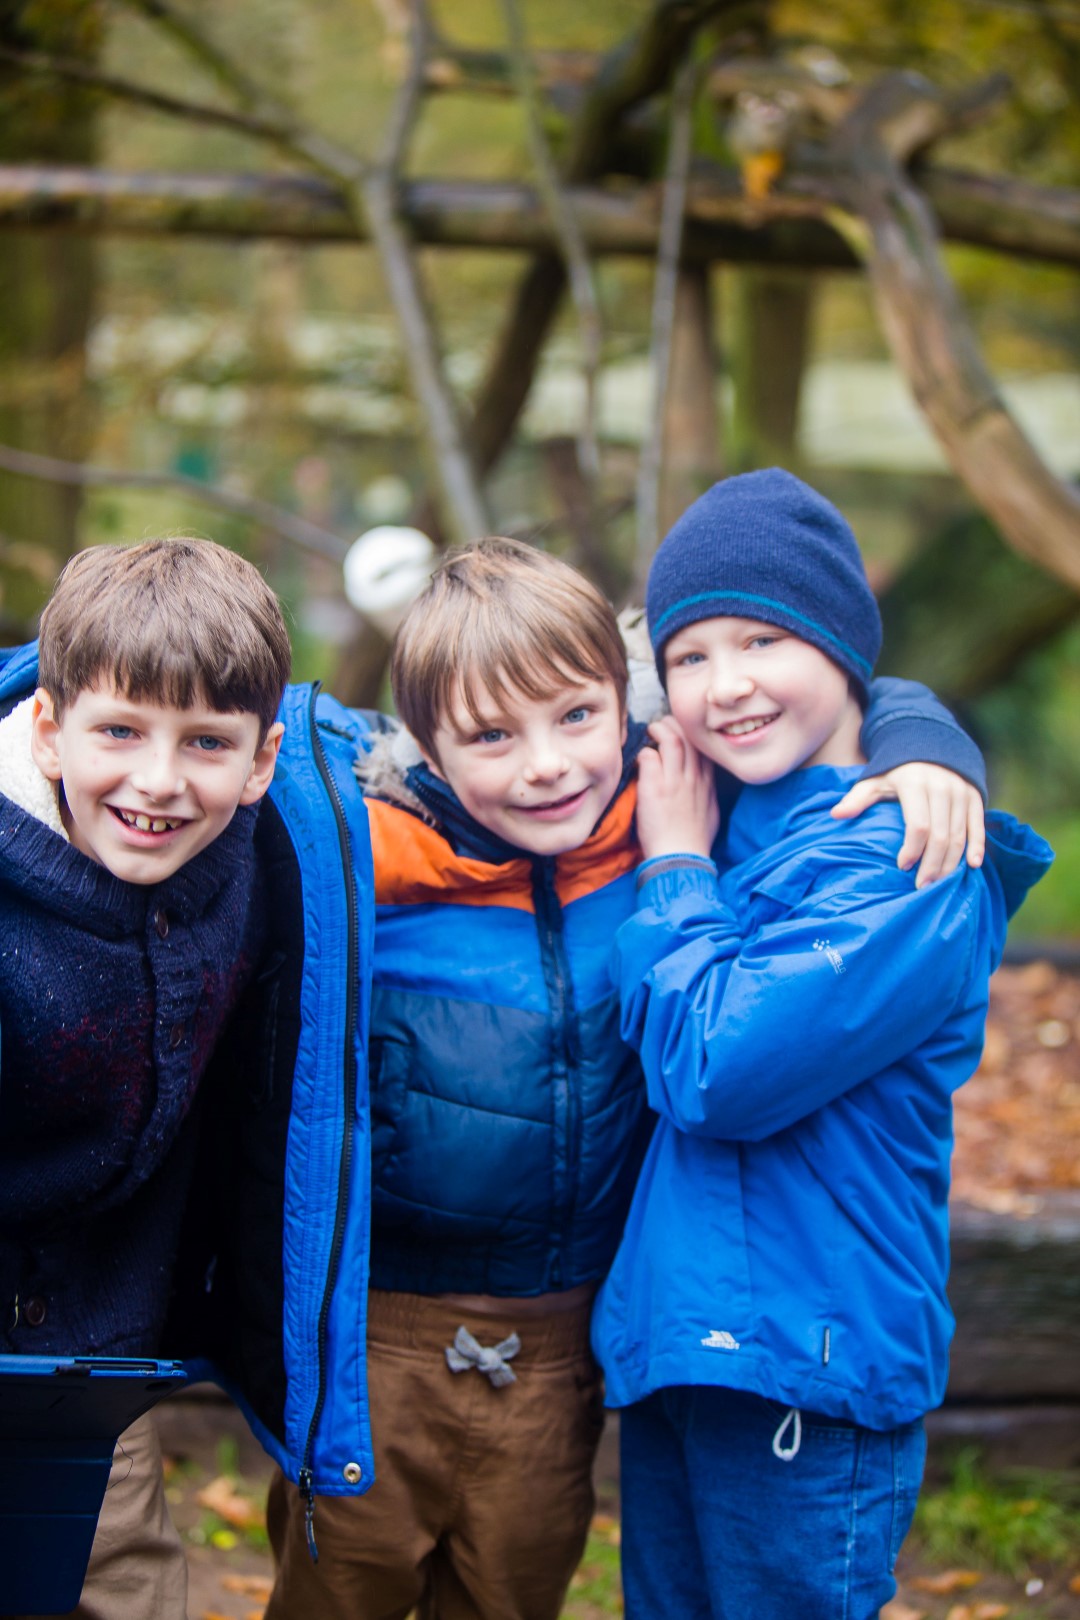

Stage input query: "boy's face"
[
  {"left": 424, "top": 672, "right": 627, "bottom": 856},
  {"left": 663, "top": 616, "right": 864, "bottom": 784},
  {"left": 30, "top": 682, "right": 283, "bottom": 885}
]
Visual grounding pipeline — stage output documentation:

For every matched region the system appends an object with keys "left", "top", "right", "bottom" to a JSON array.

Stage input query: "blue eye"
[
  {"left": 475, "top": 728, "right": 506, "bottom": 745},
  {"left": 563, "top": 706, "right": 590, "bottom": 725},
  {"left": 673, "top": 651, "right": 705, "bottom": 668},
  {"left": 193, "top": 735, "right": 226, "bottom": 752},
  {"left": 102, "top": 724, "right": 135, "bottom": 740},
  {"left": 748, "top": 635, "right": 780, "bottom": 650}
]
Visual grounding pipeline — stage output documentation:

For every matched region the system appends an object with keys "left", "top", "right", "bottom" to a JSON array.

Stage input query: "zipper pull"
[{"left": 298, "top": 1466, "right": 319, "bottom": 1563}]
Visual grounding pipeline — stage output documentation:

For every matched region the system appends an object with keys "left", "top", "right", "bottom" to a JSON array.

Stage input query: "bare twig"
[
  {"left": 635, "top": 58, "right": 699, "bottom": 587},
  {"left": 0, "top": 44, "right": 302, "bottom": 149},
  {"left": 112, "top": 0, "right": 488, "bottom": 541},
  {"left": 354, "top": 0, "right": 489, "bottom": 538},
  {"left": 500, "top": 0, "right": 602, "bottom": 484},
  {"left": 0, "top": 443, "right": 347, "bottom": 560}
]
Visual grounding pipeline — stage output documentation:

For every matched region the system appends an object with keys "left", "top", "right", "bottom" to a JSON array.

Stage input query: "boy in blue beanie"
[{"left": 590, "top": 469, "right": 1053, "bottom": 1620}]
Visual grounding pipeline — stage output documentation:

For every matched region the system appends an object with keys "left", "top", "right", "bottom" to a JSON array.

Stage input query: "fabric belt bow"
[{"left": 444, "top": 1325, "right": 521, "bottom": 1388}]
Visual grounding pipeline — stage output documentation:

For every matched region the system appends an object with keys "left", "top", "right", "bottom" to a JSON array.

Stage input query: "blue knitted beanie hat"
[{"left": 646, "top": 468, "right": 882, "bottom": 700}]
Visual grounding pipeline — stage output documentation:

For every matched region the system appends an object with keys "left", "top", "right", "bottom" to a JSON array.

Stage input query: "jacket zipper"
[
  {"left": 531, "top": 859, "right": 581, "bottom": 1290},
  {"left": 298, "top": 687, "right": 359, "bottom": 1559}
]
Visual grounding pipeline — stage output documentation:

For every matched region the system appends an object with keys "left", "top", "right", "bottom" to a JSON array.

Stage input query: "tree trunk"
[
  {"left": 727, "top": 268, "right": 814, "bottom": 474},
  {"left": 659, "top": 265, "right": 723, "bottom": 535},
  {"left": 0, "top": 1, "right": 101, "bottom": 627}
]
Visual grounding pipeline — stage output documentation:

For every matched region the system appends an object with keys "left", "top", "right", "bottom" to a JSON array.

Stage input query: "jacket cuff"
[
  {"left": 636, "top": 854, "right": 720, "bottom": 900},
  {"left": 859, "top": 715, "right": 988, "bottom": 803}
]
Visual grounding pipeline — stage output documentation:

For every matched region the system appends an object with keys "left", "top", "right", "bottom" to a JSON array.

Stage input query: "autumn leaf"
[
  {"left": 221, "top": 1575, "right": 274, "bottom": 1599},
  {"left": 912, "top": 1568, "right": 983, "bottom": 1593},
  {"left": 196, "top": 1474, "right": 265, "bottom": 1532},
  {"left": 880, "top": 1602, "right": 928, "bottom": 1620}
]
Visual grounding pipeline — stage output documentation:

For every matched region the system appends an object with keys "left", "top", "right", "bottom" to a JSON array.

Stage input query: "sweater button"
[
  {"left": 154, "top": 909, "right": 169, "bottom": 940},
  {"left": 169, "top": 1022, "right": 185, "bottom": 1049},
  {"left": 23, "top": 1296, "right": 47, "bottom": 1328}
]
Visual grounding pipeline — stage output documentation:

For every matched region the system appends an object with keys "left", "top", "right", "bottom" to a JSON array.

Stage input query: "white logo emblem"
[
  {"left": 700, "top": 1329, "right": 741, "bottom": 1350},
  {"left": 813, "top": 938, "right": 845, "bottom": 975}
]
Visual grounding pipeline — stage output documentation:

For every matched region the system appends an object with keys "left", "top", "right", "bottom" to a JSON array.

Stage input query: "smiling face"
[
  {"left": 424, "top": 672, "right": 627, "bottom": 856},
  {"left": 30, "top": 683, "right": 283, "bottom": 884},
  {"left": 663, "top": 616, "right": 865, "bottom": 784}
]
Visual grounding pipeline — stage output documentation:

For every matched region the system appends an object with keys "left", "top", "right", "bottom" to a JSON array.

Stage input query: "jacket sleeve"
[
  {"left": 616, "top": 849, "right": 981, "bottom": 1142},
  {"left": 860, "top": 677, "right": 986, "bottom": 800}
]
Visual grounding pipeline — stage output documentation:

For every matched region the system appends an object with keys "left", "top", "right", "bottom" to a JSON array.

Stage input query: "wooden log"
[
  {"left": 0, "top": 164, "right": 1078, "bottom": 270},
  {"left": 947, "top": 1192, "right": 1080, "bottom": 1403}
]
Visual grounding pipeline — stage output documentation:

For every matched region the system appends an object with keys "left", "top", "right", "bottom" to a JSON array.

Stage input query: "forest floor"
[{"left": 161, "top": 962, "right": 1080, "bottom": 1620}]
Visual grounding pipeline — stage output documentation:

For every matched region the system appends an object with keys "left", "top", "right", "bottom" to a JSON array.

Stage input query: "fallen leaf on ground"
[
  {"left": 881, "top": 1602, "right": 927, "bottom": 1620},
  {"left": 912, "top": 1569, "right": 983, "bottom": 1594},
  {"left": 221, "top": 1576, "right": 273, "bottom": 1599},
  {"left": 1069, "top": 1572, "right": 1080, "bottom": 1594},
  {"left": 196, "top": 1474, "right": 265, "bottom": 1532},
  {"left": 972, "top": 1605, "right": 1009, "bottom": 1619}
]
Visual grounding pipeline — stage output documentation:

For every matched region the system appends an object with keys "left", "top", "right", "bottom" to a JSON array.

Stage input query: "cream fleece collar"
[{"left": 0, "top": 696, "right": 68, "bottom": 839}]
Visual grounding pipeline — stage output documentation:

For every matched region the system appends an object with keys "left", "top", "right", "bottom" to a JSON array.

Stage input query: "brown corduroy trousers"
[{"left": 265, "top": 1288, "right": 605, "bottom": 1620}]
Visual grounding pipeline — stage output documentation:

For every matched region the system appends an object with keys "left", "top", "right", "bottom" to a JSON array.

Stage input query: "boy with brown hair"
[
  {"left": 0, "top": 536, "right": 289, "bottom": 1619},
  {"left": 267, "top": 534, "right": 987, "bottom": 1620}
]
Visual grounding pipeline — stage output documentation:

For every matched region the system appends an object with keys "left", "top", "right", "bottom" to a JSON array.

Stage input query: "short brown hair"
[
  {"left": 390, "top": 536, "right": 627, "bottom": 758},
  {"left": 39, "top": 537, "right": 291, "bottom": 738}
]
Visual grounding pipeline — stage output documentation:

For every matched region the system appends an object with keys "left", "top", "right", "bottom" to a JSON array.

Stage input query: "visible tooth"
[
  {"left": 151, "top": 819, "right": 168, "bottom": 833},
  {"left": 135, "top": 814, "right": 152, "bottom": 831}
]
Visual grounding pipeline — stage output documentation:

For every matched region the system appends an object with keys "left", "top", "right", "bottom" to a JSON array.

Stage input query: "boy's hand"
[
  {"left": 831, "top": 762, "right": 985, "bottom": 888},
  {"left": 636, "top": 717, "right": 721, "bottom": 861}
]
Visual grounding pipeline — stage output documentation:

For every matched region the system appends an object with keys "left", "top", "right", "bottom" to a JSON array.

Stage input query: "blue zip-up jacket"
[
  {"left": 0, "top": 644, "right": 375, "bottom": 1499},
  {"left": 361, "top": 676, "right": 987, "bottom": 1301},
  {"left": 591, "top": 768, "right": 1052, "bottom": 1429}
]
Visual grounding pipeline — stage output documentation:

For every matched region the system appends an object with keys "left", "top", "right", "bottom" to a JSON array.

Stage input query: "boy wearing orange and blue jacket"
[{"left": 266, "top": 535, "right": 991, "bottom": 1620}]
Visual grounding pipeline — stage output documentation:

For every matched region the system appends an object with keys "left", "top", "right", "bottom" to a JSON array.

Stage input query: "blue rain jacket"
[
  {"left": 592, "top": 766, "right": 1052, "bottom": 1430},
  {"left": 0, "top": 644, "right": 376, "bottom": 1497}
]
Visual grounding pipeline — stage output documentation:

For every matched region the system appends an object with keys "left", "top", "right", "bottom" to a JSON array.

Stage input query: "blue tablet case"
[{"left": 0, "top": 1354, "right": 190, "bottom": 1614}]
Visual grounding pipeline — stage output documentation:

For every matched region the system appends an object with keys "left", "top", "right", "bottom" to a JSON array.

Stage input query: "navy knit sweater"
[{"left": 0, "top": 788, "right": 264, "bottom": 1357}]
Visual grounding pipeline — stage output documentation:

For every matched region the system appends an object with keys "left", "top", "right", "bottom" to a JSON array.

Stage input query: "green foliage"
[
  {"left": 913, "top": 1448, "right": 1080, "bottom": 1578},
  {"left": 561, "top": 1522, "right": 623, "bottom": 1617}
]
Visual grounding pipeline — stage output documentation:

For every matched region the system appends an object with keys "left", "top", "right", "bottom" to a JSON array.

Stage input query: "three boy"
[{"left": 1, "top": 503, "right": 1012, "bottom": 1620}]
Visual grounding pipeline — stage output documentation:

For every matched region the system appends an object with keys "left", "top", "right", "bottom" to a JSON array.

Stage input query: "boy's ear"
[
  {"left": 239, "top": 720, "right": 284, "bottom": 806},
  {"left": 29, "top": 689, "right": 64, "bottom": 783}
]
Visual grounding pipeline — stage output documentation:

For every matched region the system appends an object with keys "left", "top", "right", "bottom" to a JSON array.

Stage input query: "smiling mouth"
[
  {"left": 111, "top": 807, "right": 186, "bottom": 834},
  {"left": 517, "top": 788, "right": 587, "bottom": 816},
  {"left": 717, "top": 714, "right": 779, "bottom": 738}
]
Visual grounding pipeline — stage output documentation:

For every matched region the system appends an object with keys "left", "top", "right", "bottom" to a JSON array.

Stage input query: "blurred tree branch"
[
  {"left": 635, "top": 57, "right": 698, "bottom": 590},
  {"left": 832, "top": 72, "right": 1080, "bottom": 594},
  {"left": 0, "top": 442, "right": 347, "bottom": 559}
]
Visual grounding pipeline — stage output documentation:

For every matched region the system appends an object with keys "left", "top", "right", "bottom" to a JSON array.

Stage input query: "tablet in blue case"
[{"left": 0, "top": 1354, "right": 190, "bottom": 1615}]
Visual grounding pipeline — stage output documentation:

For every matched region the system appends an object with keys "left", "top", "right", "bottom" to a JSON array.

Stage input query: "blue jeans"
[{"left": 619, "top": 1386, "right": 926, "bottom": 1620}]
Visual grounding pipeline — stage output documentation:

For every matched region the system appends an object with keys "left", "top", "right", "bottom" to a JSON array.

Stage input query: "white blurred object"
[{"left": 343, "top": 526, "right": 436, "bottom": 638}]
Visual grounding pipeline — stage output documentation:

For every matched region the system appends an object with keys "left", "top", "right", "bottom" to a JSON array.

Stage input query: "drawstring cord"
[
  {"left": 445, "top": 1325, "right": 522, "bottom": 1388},
  {"left": 771, "top": 1407, "right": 802, "bottom": 1461}
]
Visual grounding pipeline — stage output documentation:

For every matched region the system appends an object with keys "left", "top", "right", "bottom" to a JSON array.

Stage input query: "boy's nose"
[
  {"left": 132, "top": 755, "right": 186, "bottom": 801},
  {"left": 522, "top": 740, "right": 570, "bottom": 784},
  {"left": 706, "top": 660, "right": 755, "bottom": 706}
]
